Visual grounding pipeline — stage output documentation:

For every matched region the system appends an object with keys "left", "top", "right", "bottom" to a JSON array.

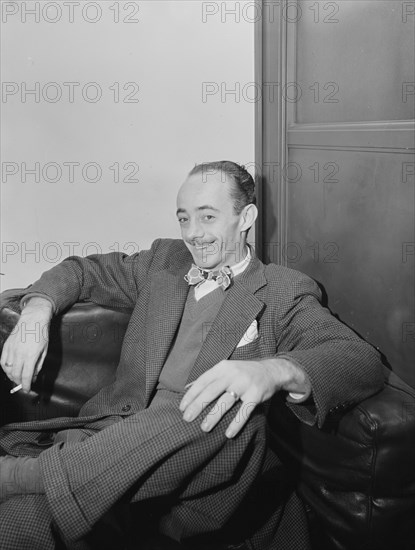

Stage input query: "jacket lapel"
[
  {"left": 144, "top": 263, "right": 191, "bottom": 403},
  {"left": 187, "top": 257, "right": 267, "bottom": 384}
]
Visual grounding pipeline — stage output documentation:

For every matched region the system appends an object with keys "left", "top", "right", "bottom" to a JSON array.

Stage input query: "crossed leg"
[{"left": 1, "top": 398, "right": 266, "bottom": 549}]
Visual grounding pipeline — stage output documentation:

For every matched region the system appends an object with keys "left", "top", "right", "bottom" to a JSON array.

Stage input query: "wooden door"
[{"left": 257, "top": 0, "right": 415, "bottom": 386}]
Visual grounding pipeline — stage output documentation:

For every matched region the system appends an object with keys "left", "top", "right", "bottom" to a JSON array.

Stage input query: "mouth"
[{"left": 193, "top": 241, "right": 216, "bottom": 250}]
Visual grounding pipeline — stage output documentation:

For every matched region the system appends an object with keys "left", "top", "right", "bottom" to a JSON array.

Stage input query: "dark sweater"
[{"left": 150, "top": 286, "right": 225, "bottom": 407}]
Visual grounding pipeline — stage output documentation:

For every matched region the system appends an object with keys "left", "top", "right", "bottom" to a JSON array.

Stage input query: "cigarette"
[{"left": 10, "top": 384, "right": 23, "bottom": 394}]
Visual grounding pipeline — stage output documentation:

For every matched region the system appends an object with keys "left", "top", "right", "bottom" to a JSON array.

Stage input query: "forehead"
[{"left": 177, "top": 172, "right": 234, "bottom": 209}]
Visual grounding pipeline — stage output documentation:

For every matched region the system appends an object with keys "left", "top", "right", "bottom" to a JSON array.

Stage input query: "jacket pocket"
[{"left": 230, "top": 337, "right": 261, "bottom": 360}]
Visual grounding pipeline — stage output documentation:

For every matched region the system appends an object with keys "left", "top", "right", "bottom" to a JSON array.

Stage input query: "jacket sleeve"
[
  {"left": 272, "top": 271, "right": 384, "bottom": 427},
  {"left": 18, "top": 239, "right": 163, "bottom": 315}
]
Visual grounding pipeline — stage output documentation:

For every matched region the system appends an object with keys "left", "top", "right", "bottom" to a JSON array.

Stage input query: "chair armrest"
[
  {"left": 0, "top": 294, "right": 131, "bottom": 426},
  {"left": 268, "top": 367, "right": 415, "bottom": 550}
]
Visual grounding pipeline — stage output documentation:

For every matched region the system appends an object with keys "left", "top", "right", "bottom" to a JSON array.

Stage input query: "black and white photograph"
[{"left": 0, "top": 1, "right": 414, "bottom": 549}]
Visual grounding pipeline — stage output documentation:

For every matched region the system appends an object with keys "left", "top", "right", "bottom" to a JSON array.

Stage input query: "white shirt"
[{"left": 194, "top": 246, "right": 251, "bottom": 301}]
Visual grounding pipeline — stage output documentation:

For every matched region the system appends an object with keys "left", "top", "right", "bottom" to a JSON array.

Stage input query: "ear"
[{"left": 239, "top": 204, "right": 258, "bottom": 232}]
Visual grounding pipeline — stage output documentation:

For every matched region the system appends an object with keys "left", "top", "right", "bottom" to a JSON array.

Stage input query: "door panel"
[
  {"left": 259, "top": 0, "right": 415, "bottom": 386},
  {"left": 295, "top": 0, "right": 415, "bottom": 123},
  {"left": 286, "top": 148, "right": 414, "bottom": 374}
]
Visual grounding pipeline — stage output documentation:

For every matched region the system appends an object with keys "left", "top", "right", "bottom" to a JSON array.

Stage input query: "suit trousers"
[{"left": 0, "top": 397, "right": 270, "bottom": 550}]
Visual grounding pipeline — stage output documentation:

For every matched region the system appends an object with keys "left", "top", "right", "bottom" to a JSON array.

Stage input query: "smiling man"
[
  {"left": 178, "top": 163, "right": 257, "bottom": 270},
  {"left": 0, "top": 161, "right": 383, "bottom": 550},
  {"left": 174, "top": 163, "right": 312, "bottom": 437}
]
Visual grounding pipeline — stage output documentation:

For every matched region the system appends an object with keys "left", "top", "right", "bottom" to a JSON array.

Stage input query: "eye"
[
  {"left": 177, "top": 217, "right": 188, "bottom": 224},
  {"left": 203, "top": 215, "right": 215, "bottom": 221}
]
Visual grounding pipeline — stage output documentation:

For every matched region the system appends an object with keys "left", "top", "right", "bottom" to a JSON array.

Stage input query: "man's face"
[{"left": 176, "top": 171, "right": 249, "bottom": 269}]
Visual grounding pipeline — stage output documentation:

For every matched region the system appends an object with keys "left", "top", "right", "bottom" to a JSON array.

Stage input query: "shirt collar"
[{"left": 229, "top": 245, "right": 252, "bottom": 278}]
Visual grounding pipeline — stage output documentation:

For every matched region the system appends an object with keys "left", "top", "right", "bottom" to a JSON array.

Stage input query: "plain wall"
[{"left": 1, "top": 0, "right": 255, "bottom": 290}]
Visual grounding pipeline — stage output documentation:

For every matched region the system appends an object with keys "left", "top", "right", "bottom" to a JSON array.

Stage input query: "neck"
[
  {"left": 205, "top": 244, "right": 250, "bottom": 272},
  {"left": 219, "top": 242, "right": 249, "bottom": 270}
]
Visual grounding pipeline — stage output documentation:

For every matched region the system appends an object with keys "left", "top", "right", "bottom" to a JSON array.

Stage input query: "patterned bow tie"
[{"left": 184, "top": 264, "right": 233, "bottom": 290}]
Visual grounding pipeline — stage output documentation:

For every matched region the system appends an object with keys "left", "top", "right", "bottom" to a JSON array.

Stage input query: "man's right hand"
[{"left": 0, "top": 297, "right": 53, "bottom": 392}]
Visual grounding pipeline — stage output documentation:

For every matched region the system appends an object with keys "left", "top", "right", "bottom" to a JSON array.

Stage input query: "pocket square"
[{"left": 236, "top": 319, "right": 259, "bottom": 348}]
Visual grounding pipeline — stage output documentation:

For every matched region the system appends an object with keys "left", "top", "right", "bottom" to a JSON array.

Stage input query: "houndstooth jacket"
[{"left": 0, "top": 239, "right": 384, "bottom": 549}]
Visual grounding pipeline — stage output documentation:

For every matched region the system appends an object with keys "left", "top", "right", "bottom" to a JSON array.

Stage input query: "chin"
[
  {"left": 195, "top": 255, "right": 221, "bottom": 270},
  {"left": 188, "top": 243, "right": 222, "bottom": 269}
]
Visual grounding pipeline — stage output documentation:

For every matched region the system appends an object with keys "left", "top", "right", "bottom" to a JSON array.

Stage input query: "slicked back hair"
[{"left": 188, "top": 161, "right": 256, "bottom": 215}]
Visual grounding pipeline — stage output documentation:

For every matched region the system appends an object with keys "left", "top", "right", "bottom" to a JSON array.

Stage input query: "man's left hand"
[{"left": 179, "top": 358, "right": 310, "bottom": 438}]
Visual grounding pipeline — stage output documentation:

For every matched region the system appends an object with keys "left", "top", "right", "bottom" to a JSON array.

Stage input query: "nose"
[{"left": 186, "top": 218, "right": 204, "bottom": 241}]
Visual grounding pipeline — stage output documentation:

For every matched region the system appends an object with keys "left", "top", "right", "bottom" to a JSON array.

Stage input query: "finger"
[
  {"left": 0, "top": 340, "right": 12, "bottom": 371},
  {"left": 180, "top": 370, "right": 219, "bottom": 411},
  {"left": 1, "top": 356, "right": 14, "bottom": 374},
  {"left": 21, "top": 360, "right": 36, "bottom": 393},
  {"left": 200, "top": 391, "right": 238, "bottom": 432},
  {"left": 4, "top": 367, "right": 15, "bottom": 382},
  {"left": 9, "top": 359, "right": 24, "bottom": 385},
  {"left": 179, "top": 381, "right": 205, "bottom": 411},
  {"left": 182, "top": 379, "right": 226, "bottom": 422},
  {"left": 1, "top": 349, "right": 15, "bottom": 381},
  {"left": 0, "top": 346, "right": 7, "bottom": 370},
  {"left": 225, "top": 399, "right": 257, "bottom": 439}
]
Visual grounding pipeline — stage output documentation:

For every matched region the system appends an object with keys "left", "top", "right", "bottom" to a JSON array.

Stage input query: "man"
[{"left": 0, "top": 161, "right": 384, "bottom": 550}]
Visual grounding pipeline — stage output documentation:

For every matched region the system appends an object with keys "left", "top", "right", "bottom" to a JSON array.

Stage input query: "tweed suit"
[{"left": 0, "top": 238, "right": 384, "bottom": 550}]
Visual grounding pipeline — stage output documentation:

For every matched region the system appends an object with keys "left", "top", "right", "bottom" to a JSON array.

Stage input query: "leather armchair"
[{"left": 1, "top": 293, "right": 414, "bottom": 550}]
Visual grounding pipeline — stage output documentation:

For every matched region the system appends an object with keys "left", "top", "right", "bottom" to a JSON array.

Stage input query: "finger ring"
[
  {"left": 226, "top": 390, "right": 239, "bottom": 401},
  {"left": 4, "top": 362, "right": 13, "bottom": 368}
]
